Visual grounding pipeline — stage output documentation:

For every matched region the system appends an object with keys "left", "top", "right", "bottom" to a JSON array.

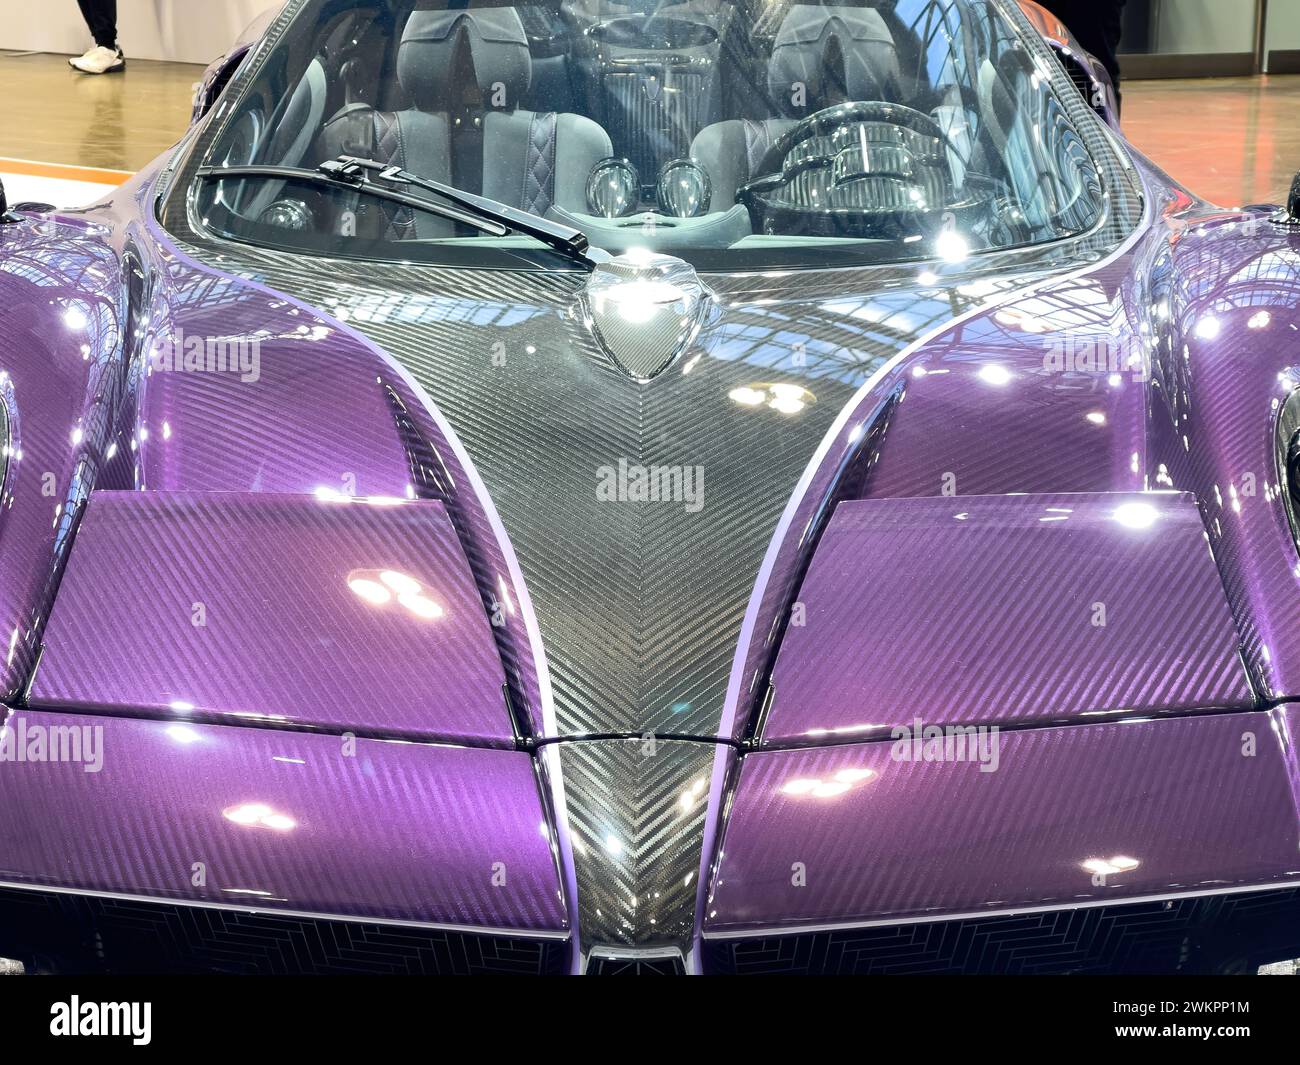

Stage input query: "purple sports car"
[{"left": 1, "top": 0, "right": 1298, "bottom": 976}]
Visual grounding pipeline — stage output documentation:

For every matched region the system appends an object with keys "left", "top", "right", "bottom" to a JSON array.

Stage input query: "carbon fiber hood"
[
  {"left": 156, "top": 0, "right": 1142, "bottom": 744},
  {"left": 176, "top": 250, "right": 1009, "bottom": 739}
]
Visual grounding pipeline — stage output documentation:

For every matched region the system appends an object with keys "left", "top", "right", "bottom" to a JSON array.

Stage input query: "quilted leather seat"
[{"left": 317, "top": 6, "right": 611, "bottom": 238}]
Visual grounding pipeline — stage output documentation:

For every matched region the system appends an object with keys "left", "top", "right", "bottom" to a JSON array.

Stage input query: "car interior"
[{"left": 205, "top": 0, "right": 1103, "bottom": 258}]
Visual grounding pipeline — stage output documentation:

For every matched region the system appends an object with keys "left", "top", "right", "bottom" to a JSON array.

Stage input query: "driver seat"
[
  {"left": 316, "top": 7, "right": 610, "bottom": 239},
  {"left": 689, "top": 5, "right": 904, "bottom": 211}
]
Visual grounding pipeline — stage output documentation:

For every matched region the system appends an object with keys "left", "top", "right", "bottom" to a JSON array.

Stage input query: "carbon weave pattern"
[
  {"left": 703, "top": 888, "right": 1300, "bottom": 975},
  {"left": 558, "top": 739, "right": 719, "bottom": 946},
  {"left": 160, "top": 264, "right": 979, "bottom": 739},
  {"left": 0, "top": 887, "right": 567, "bottom": 975},
  {"left": 159, "top": 0, "right": 1143, "bottom": 742}
]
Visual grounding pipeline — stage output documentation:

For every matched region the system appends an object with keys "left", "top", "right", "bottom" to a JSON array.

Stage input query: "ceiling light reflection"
[
  {"left": 223, "top": 802, "right": 298, "bottom": 831},
  {"left": 348, "top": 569, "right": 444, "bottom": 620},
  {"left": 1081, "top": 855, "right": 1140, "bottom": 876},
  {"left": 781, "top": 767, "right": 877, "bottom": 799},
  {"left": 1113, "top": 501, "right": 1159, "bottom": 530},
  {"left": 978, "top": 364, "right": 1012, "bottom": 387},
  {"left": 728, "top": 382, "right": 817, "bottom": 416}
]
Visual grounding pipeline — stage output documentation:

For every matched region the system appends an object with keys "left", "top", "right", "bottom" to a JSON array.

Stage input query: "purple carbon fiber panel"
[
  {"left": 763, "top": 492, "right": 1250, "bottom": 743},
  {"left": 110, "top": 173, "right": 550, "bottom": 739},
  {"left": 1146, "top": 218, "right": 1300, "bottom": 703},
  {"left": 0, "top": 216, "right": 126, "bottom": 701},
  {"left": 705, "top": 709, "right": 1300, "bottom": 935},
  {"left": 29, "top": 491, "right": 514, "bottom": 745},
  {"left": 0, "top": 711, "right": 567, "bottom": 934}
]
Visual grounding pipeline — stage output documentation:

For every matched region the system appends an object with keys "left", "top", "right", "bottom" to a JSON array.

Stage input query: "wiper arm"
[
  {"left": 321, "top": 156, "right": 596, "bottom": 266},
  {"left": 198, "top": 156, "right": 598, "bottom": 270}
]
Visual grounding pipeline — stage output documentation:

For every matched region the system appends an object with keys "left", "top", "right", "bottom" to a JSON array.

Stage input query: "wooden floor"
[
  {"left": 0, "top": 50, "right": 203, "bottom": 172},
  {"left": 2, "top": 48, "right": 1299, "bottom": 207},
  {"left": 1122, "top": 74, "right": 1300, "bottom": 207}
]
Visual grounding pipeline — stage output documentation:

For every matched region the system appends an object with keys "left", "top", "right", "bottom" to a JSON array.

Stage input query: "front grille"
[
  {"left": 587, "top": 952, "right": 688, "bottom": 975},
  {"left": 0, "top": 887, "right": 567, "bottom": 975},
  {"left": 703, "top": 889, "right": 1300, "bottom": 974}
]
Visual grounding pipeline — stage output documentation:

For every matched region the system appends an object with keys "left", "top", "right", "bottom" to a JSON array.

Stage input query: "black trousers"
[
  {"left": 77, "top": 0, "right": 118, "bottom": 49},
  {"left": 1036, "top": 0, "right": 1126, "bottom": 104}
]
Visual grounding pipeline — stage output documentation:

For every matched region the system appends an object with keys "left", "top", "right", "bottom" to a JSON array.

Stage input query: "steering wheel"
[{"left": 736, "top": 101, "right": 988, "bottom": 241}]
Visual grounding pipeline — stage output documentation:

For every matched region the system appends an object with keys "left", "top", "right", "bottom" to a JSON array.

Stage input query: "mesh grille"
[
  {"left": 0, "top": 887, "right": 567, "bottom": 975},
  {"left": 703, "top": 889, "right": 1300, "bottom": 975}
]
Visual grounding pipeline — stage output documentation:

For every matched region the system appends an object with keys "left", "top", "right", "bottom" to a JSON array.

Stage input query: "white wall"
[
  {"left": 1151, "top": 0, "right": 1258, "bottom": 55},
  {"left": 0, "top": 0, "right": 283, "bottom": 65},
  {"left": 1265, "top": 0, "right": 1300, "bottom": 54}
]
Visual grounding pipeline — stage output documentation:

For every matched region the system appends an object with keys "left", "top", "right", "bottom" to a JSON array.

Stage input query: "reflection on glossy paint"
[
  {"left": 1113, "top": 501, "right": 1159, "bottom": 530},
  {"left": 348, "top": 568, "right": 444, "bottom": 620},
  {"left": 593, "top": 279, "right": 687, "bottom": 325},
  {"left": 781, "top": 766, "right": 877, "bottom": 799},
  {"left": 995, "top": 308, "right": 1047, "bottom": 334},
  {"left": 349, "top": 577, "right": 390, "bottom": 605},
  {"left": 165, "top": 724, "right": 202, "bottom": 745},
  {"left": 315, "top": 486, "right": 409, "bottom": 507},
  {"left": 727, "top": 382, "right": 817, "bottom": 416},
  {"left": 977, "top": 364, "right": 1012, "bottom": 387},
  {"left": 1080, "top": 855, "right": 1140, "bottom": 876},
  {"left": 1193, "top": 316, "right": 1221, "bottom": 341},
  {"left": 676, "top": 775, "right": 708, "bottom": 814},
  {"left": 223, "top": 802, "right": 297, "bottom": 831},
  {"left": 935, "top": 231, "right": 969, "bottom": 263}
]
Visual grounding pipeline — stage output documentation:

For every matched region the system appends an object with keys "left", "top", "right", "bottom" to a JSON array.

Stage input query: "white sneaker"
[
  {"left": 68, "top": 46, "right": 97, "bottom": 69},
  {"left": 71, "top": 46, "right": 125, "bottom": 75}
]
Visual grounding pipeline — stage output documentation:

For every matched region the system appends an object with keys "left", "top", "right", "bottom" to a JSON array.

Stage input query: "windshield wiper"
[{"left": 197, "top": 155, "right": 598, "bottom": 270}]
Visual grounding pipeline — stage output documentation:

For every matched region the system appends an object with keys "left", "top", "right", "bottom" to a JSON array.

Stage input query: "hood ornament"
[{"left": 578, "top": 251, "right": 711, "bottom": 382}]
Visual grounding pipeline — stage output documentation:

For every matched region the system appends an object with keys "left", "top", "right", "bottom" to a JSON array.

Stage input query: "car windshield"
[{"left": 191, "top": 0, "right": 1117, "bottom": 271}]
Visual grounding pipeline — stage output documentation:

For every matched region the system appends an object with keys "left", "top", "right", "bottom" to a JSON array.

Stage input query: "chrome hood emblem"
[{"left": 579, "top": 251, "right": 711, "bottom": 382}]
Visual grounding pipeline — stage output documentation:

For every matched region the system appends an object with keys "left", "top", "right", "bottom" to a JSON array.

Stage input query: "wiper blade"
[
  {"left": 321, "top": 156, "right": 595, "bottom": 264},
  {"left": 198, "top": 156, "right": 598, "bottom": 270}
]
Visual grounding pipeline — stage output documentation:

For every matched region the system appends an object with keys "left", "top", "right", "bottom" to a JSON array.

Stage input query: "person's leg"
[
  {"left": 76, "top": 0, "right": 118, "bottom": 50},
  {"left": 70, "top": 0, "right": 124, "bottom": 73}
]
